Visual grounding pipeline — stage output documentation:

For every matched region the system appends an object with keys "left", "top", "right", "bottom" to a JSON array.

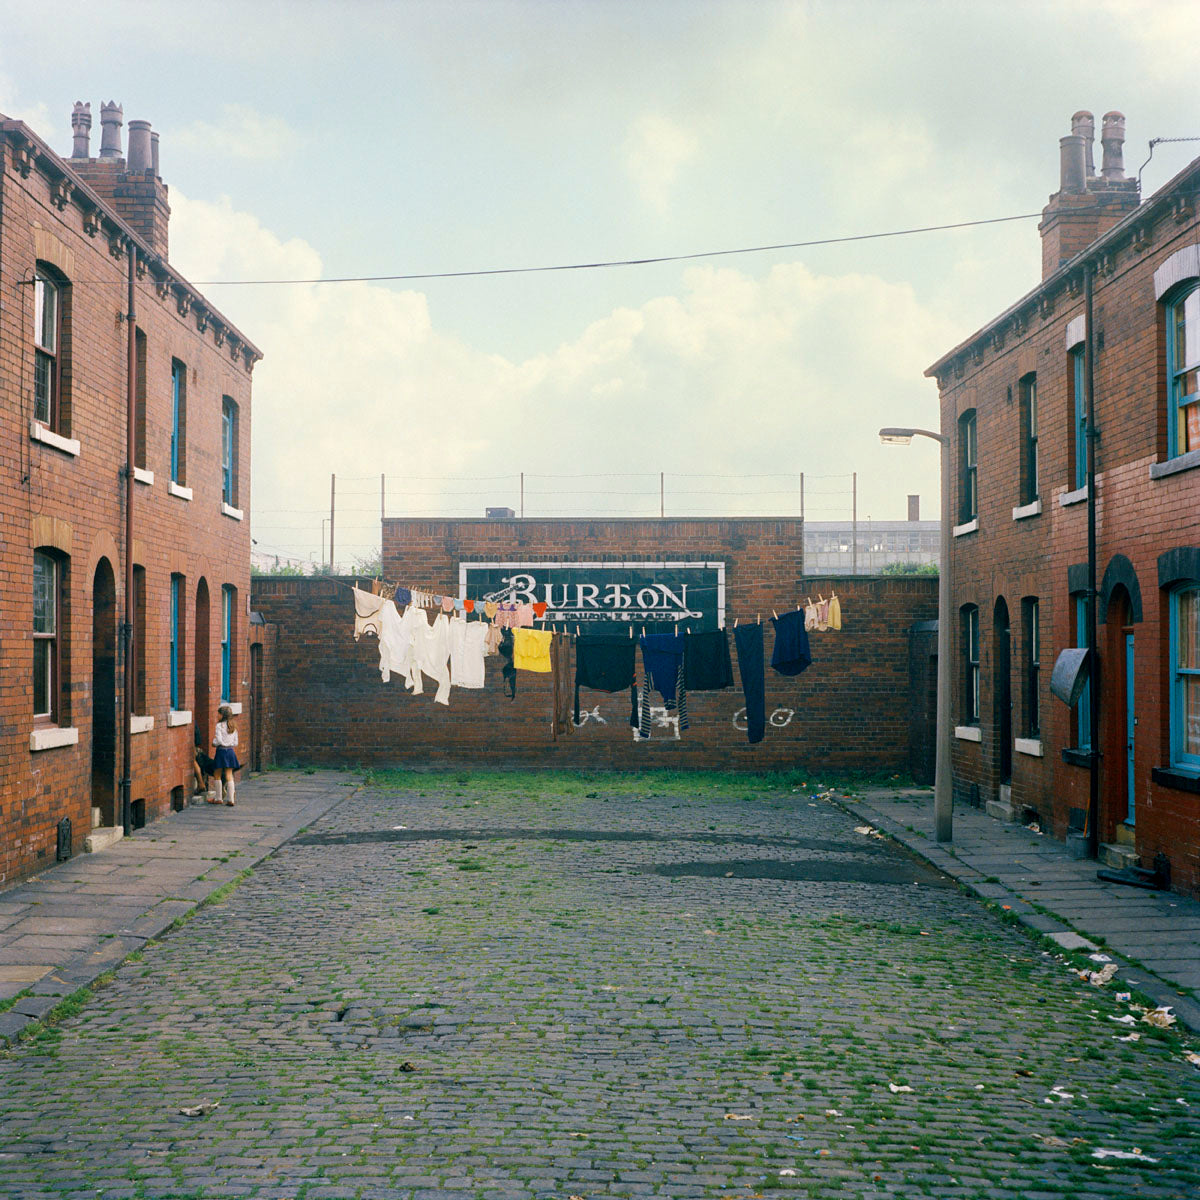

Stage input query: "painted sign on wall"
[{"left": 459, "top": 561, "right": 725, "bottom": 631}]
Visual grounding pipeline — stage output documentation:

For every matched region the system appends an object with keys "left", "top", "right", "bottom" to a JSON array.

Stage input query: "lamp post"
[{"left": 880, "top": 426, "right": 953, "bottom": 843}]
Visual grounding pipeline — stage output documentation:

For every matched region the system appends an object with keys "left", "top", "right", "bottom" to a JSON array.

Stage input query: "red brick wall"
[
  {"left": 934, "top": 164, "right": 1200, "bottom": 895},
  {"left": 0, "top": 127, "right": 256, "bottom": 886},
  {"left": 251, "top": 519, "right": 936, "bottom": 774}
]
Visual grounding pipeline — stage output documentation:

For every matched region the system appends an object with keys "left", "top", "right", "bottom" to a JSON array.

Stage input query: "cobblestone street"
[{"left": 2, "top": 771, "right": 1198, "bottom": 1199}]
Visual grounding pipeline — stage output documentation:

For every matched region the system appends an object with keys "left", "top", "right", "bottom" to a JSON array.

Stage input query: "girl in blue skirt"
[{"left": 211, "top": 704, "right": 241, "bottom": 807}]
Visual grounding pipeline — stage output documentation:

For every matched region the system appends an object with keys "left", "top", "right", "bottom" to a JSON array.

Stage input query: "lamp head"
[{"left": 879, "top": 427, "right": 915, "bottom": 445}]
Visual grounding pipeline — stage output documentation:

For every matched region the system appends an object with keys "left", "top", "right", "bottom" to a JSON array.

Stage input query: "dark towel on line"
[
  {"left": 574, "top": 637, "right": 637, "bottom": 725},
  {"left": 770, "top": 610, "right": 812, "bottom": 677},
  {"left": 684, "top": 629, "right": 734, "bottom": 690},
  {"left": 734, "top": 622, "right": 766, "bottom": 745},
  {"left": 639, "top": 633, "right": 686, "bottom": 704},
  {"left": 499, "top": 629, "right": 516, "bottom": 699}
]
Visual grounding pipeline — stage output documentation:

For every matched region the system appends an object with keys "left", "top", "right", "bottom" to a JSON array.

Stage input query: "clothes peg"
[
  {"left": 734, "top": 616, "right": 739, "bottom": 628},
  {"left": 772, "top": 609, "right": 778, "bottom": 620},
  {"left": 756, "top": 613, "right": 761, "bottom": 624}
]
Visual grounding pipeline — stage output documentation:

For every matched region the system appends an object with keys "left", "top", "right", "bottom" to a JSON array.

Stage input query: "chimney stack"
[
  {"left": 1101, "top": 111, "right": 1127, "bottom": 179},
  {"left": 98, "top": 101, "right": 123, "bottom": 158},
  {"left": 70, "top": 101, "right": 91, "bottom": 158},
  {"left": 1059, "top": 134, "right": 1087, "bottom": 194},
  {"left": 127, "top": 120, "right": 152, "bottom": 173},
  {"left": 1038, "top": 109, "right": 1140, "bottom": 280},
  {"left": 1071, "top": 110, "right": 1096, "bottom": 177},
  {"left": 67, "top": 101, "right": 171, "bottom": 258}
]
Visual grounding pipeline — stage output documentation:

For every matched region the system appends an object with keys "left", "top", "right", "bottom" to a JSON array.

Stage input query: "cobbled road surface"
[{"left": 2, "top": 772, "right": 1198, "bottom": 1199}]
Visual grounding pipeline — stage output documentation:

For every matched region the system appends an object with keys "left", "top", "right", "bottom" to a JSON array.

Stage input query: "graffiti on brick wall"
[
  {"left": 732, "top": 707, "right": 795, "bottom": 731},
  {"left": 572, "top": 704, "right": 607, "bottom": 728}
]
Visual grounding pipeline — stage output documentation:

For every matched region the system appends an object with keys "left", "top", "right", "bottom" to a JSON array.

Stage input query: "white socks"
[
  {"left": 213, "top": 779, "right": 224, "bottom": 805},
  {"left": 226, "top": 780, "right": 236, "bottom": 806}
]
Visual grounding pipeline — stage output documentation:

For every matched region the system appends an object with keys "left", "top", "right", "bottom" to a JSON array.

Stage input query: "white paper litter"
[
  {"left": 1142, "top": 1006, "right": 1177, "bottom": 1028},
  {"left": 888, "top": 1083, "right": 913, "bottom": 1094},
  {"left": 1109, "top": 1014, "right": 1138, "bottom": 1025},
  {"left": 1092, "top": 1147, "right": 1158, "bottom": 1162}
]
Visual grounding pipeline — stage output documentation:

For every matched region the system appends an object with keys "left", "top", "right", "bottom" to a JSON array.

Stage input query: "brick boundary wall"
[{"left": 251, "top": 519, "right": 937, "bottom": 775}]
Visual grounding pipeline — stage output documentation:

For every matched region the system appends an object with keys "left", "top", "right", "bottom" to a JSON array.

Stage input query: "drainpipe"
[
  {"left": 121, "top": 242, "right": 136, "bottom": 837},
  {"left": 1085, "top": 262, "right": 1100, "bottom": 858}
]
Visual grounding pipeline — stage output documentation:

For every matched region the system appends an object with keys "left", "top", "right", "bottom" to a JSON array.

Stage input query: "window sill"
[
  {"left": 952, "top": 518, "right": 978, "bottom": 538},
  {"left": 1012, "top": 499, "right": 1042, "bottom": 521},
  {"left": 1061, "top": 746, "right": 1096, "bottom": 767},
  {"left": 222, "top": 503, "right": 244, "bottom": 521},
  {"left": 1059, "top": 485, "right": 1088, "bottom": 507},
  {"left": 1149, "top": 448, "right": 1200, "bottom": 480},
  {"left": 1014, "top": 737, "right": 1044, "bottom": 757},
  {"left": 30, "top": 420, "right": 80, "bottom": 457},
  {"left": 130, "top": 714, "right": 154, "bottom": 735},
  {"left": 30, "top": 725, "right": 79, "bottom": 752},
  {"left": 954, "top": 724, "right": 982, "bottom": 742},
  {"left": 168, "top": 481, "right": 193, "bottom": 501},
  {"left": 133, "top": 467, "right": 154, "bottom": 486},
  {"left": 1151, "top": 766, "right": 1200, "bottom": 794},
  {"left": 166, "top": 709, "right": 192, "bottom": 727}
]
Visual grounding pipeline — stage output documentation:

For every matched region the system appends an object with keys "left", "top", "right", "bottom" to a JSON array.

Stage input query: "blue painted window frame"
[
  {"left": 958, "top": 410, "right": 977, "bottom": 523},
  {"left": 1170, "top": 584, "right": 1200, "bottom": 772},
  {"left": 1071, "top": 346, "right": 1087, "bottom": 490},
  {"left": 1021, "top": 374, "right": 1039, "bottom": 504},
  {"left": 1166, "top": 282, "right": 1200, "bottom": 459},
  {"left": 963, "top": 605, "right": 980, "bottom": 724},
  {"left": 1075, "top": 594, "right": 1091, "bottom": 750},
  {"left": 169, "top": 575, "right": 181, "bottom": 711},
  {"left": 221, "top": 585, "right": 232, "bottom": 702},
  {"left": 170, "top": 360, "right": 185, "bottom": 484},
  {"left": 221, "top": 400, "right": 235, "bottom": 506}
]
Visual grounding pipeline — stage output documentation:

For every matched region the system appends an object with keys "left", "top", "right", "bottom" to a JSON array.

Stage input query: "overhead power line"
[{"left": 193, "top": 212, "right": 1041, "bottom": 287}]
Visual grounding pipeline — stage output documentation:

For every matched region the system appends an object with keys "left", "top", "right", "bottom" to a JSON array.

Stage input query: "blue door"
[{"left": 1125, "top": 632, "right": 1136, "bottom": 825}]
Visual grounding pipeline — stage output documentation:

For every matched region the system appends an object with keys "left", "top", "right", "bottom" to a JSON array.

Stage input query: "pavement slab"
[{"left": 0, "top": 771, "right": 1197, "bottom": 1199}]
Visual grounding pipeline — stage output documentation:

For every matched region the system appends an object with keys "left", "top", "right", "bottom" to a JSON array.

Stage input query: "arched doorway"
[
  {"left": 195, "top": 578, "right": 210, "bottom": 749},
  {"left": 993, "top": 597, "right": 1012, "bottom": 786},
  {"left": 91, "top": 558, "right": 117, "bottom": 828}
]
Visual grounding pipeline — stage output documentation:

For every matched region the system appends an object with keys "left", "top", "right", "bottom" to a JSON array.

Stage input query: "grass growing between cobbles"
[{"left": 0, "top": 771, "right": 1197, "bottom": 1199}]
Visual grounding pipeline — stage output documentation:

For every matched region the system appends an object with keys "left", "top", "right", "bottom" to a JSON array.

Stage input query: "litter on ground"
[
  {"left": 1142, "top": 1006, "right": 1177, "bottom": 1028},
  {"left": 179, "top": 1101, "right": 219, "bottom": 1118},
  {"left": 888, "top": 1083, "right": 913, "bottom": 1094},
  {"left": 724, "top": 1113, "right": 754, "bottom": 1121},
  {"left": 1091, "top": 1147, "right": 1158, "bottom": 1162},
  {"left": 1184, "top": 1051, "right": 1200, "bottom": 1068},
  {"left": 1109, "top": 1014, "right": 1138, "bottom": 1025},
  {"left": 1116, "top": 1033, "right": 1141, "bottom": 1042}
]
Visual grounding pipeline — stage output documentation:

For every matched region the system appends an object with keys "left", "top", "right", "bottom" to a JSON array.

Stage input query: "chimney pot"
[
  {"left": 98, "top": 101, "right": 123, "bottom": 158},
  {"left": 1060, "top": 133, "right": 1087, "bottom": 194},
  {"left": 1071, "top": 110, "right": 1096, "bottom": 176},
  {"left": 150, "top": 130, "right": 160, "bottom": 177},
  {"left": 70, "top": 101, "right": 91, "bottom": 158},
  {"left": 127, "top": 120, "right": 152, "bottom": 173},
  {"left": 1101, "top": 110, "right": 1127, "bottom": 180}
]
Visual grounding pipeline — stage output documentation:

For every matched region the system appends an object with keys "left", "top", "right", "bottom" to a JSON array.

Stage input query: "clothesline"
[{"left": 348, "top": 584, "right": 831, "bottom": 747}]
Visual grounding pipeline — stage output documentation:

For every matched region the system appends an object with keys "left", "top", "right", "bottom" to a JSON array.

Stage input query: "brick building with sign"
[
  {"left": 251, "top": 517, "right": 938, "bottom": 775},
  {"left": 0, "top": 102, "right": 261, "bottom": 885},
  {"left": 927, "top": 111, "right": 1200, "bottom": 894}
]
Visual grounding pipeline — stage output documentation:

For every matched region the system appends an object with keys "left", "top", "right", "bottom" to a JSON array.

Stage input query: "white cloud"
[
  {"left": 623, "top": 113, "right": 700, "bottom": 214},
  {"left": 169, "top": 192, "right": 952, "bottom": 567},
  {"left": 171, "top": 103, "right": 296, "bottom": 161}
]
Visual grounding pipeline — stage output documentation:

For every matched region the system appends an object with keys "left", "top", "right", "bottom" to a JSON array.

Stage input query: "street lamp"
[{"left": 879, "top": 426, "right": 953, "bottom": 843}]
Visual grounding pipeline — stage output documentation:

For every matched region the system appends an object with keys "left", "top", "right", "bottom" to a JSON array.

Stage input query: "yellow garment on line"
[
  {"left": 828, "top": 594, "right": 842, "bottom": 631},
  {"left": 513, "top": 628, "right": 553, "bottom": 672}
]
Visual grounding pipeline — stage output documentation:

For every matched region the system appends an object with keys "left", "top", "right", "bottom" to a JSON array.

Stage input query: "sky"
[{"left": 3, "top": 0, "right": 1199, "bottom": 570}]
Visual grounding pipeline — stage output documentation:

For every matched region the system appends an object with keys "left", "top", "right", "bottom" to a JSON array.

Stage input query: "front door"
[{"left": 1125, "top": 631, "right": 1136, "bottom": 825}]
